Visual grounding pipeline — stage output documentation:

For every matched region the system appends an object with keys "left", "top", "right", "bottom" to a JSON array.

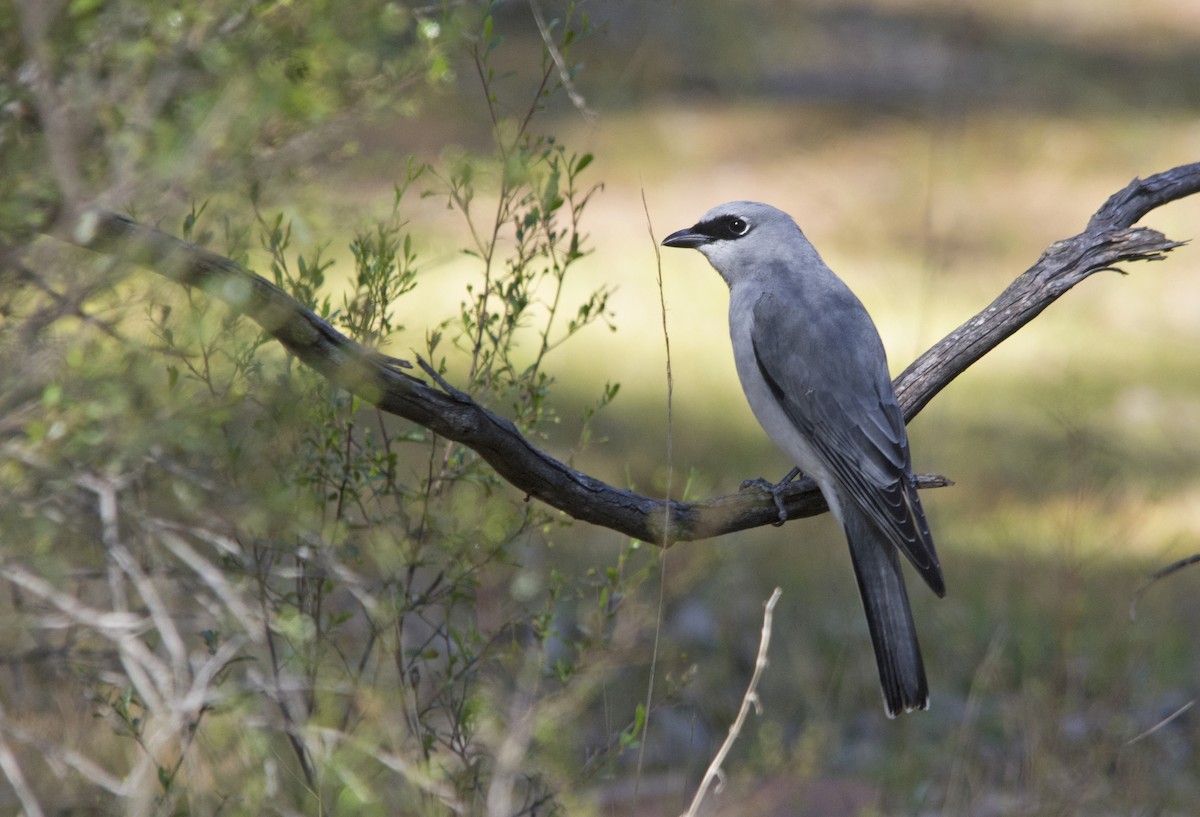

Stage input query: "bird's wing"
[{"left": 750, "top": 290, "right": 944, "bottom": 596}]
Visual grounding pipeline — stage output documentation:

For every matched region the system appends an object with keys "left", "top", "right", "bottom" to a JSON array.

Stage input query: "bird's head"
[{"left": 661, "top": 201, "right": 808, "bottom": 284}]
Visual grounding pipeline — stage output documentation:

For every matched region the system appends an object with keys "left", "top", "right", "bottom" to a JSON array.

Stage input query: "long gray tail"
[{"left": 843, "top": 508, "right": 929, "bottom": 717}]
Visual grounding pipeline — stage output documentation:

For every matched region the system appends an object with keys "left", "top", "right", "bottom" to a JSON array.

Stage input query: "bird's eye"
[{"left": 726, "top": 217, "right": 749, "bottom": 237}]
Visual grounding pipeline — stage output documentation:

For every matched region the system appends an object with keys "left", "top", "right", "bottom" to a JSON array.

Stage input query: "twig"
[
  {"left": 528, "top": 0, "right": 596, "bottom": 121},
  {"left": 1129, "top": 553, "right": 1200, "bottom": 620},
  {"left": 1125, "top": 699, "right": 1196, "bottom": 746},
  {"left": 148, "top": 520, "right": 265, "bottom": 638},
  {"left": 0, "top": 703, "right": 128, "bottom": 795},
  {"left": 680, "top": 587, "right": 782, "bottom": 817},
  {"left": 485, "top": 689, "right": 537, "bottom": 817},
  {"left": 633, "top": 189, "right": 671, "bottom": 795},
  {"left": 0, "top": 700, "right": 46, "bottom": 817}
]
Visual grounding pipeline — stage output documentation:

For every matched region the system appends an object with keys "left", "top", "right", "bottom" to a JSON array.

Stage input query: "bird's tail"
[{"left": 842, "top": 508, "right": 929, "bottom": 717}]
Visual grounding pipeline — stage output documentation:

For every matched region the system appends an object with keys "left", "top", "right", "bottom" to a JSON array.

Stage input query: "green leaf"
[
  {"left": 68, "top": 0, "right": 103, "bottom": 17},
  {"left": 619, "top": 703, "right": 646, "bottom": 750}
]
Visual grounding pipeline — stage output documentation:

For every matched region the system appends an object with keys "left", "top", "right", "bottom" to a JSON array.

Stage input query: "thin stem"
[{"left": 681, "top": 588, "right": 783, "bottom": 817}]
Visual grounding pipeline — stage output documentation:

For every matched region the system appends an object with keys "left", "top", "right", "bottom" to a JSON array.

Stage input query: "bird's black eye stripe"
[{"left": 693, "top": 215, "right": 752, "bottom": 241}]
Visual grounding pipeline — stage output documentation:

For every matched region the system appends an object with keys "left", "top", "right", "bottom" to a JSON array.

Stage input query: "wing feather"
[{"left": 750, "top": 291, "right": 944, "bottom": 595}]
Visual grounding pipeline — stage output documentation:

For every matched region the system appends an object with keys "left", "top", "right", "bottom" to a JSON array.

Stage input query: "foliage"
[
  {"left": 0, "top": 2, "right": 649, "bottom": 815},
  {"left": 0, "top": 0, "right": 454, "bottom": 239}
]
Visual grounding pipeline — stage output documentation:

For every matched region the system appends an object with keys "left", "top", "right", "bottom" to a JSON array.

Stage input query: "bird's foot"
[{"left": 740, "top": 469, "right": 802, "bottom": 527}]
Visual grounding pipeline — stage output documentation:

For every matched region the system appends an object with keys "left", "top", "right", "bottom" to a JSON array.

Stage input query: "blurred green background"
[{"left": 4, "top": 0, "right": 1200, "bottom": 815}]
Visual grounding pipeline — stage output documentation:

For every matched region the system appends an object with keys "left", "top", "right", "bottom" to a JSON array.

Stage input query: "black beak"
[{"left": 661, "top": 226, "right": 711, "bottom": 249}]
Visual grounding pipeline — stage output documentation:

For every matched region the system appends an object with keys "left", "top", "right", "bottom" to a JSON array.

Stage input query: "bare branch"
[
  {"left": 1128, "top": 552, "right": 1200, "bottom": 621},
  {"left": 681, "top": 587, "right": 782, "bottom": 817},
  {"left": 49, "top": 163, "right": 1200, "bottom": 545},
  {"left": 528, "top": 0, "right": 596, "bottom": 121},
  {"left": 0, "top": 701, "right": 46, "bottom": 817},
  {"left": 1125, "top": 699, "right": 1197, "bottom": 746},
  {"left": 895, "top": 163, "right": 1198, "bottom": 419},
  {"left": 0, "top": 703, "right": 129, "bottom": 796}
]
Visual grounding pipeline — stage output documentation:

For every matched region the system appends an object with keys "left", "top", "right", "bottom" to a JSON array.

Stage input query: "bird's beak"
[{"left": 661, "top": 226, "right": 711, "bottom": 249}]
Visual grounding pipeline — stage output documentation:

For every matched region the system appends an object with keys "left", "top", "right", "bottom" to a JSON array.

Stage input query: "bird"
[{"left": 662, "top": 201, "right": 945, "bottom": 717}]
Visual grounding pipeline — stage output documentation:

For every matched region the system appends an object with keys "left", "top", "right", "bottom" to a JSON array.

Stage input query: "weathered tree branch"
[{"left": 55, "top": 163, "right": 1199, "bottom": 544}]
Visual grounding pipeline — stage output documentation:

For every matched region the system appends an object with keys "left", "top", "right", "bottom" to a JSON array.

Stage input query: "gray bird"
[{"left": 662, "top": 201, "right": 945, "bottom": 717}]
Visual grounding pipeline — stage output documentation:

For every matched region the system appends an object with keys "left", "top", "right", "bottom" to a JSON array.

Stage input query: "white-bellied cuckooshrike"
[{"left": 662, "top": 201, "right": 945, "bottom": 717}]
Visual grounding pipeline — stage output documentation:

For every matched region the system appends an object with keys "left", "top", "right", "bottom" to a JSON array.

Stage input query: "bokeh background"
[{"left": 4, "top": 1, "right": 1200, "bottom": 815}]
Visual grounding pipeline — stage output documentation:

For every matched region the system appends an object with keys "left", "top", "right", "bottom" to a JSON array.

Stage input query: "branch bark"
[{"left": 56, "top": 163, "right": 1200, "bottom": 545}]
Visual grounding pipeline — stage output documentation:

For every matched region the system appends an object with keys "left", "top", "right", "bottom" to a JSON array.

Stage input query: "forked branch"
[{"left": 57, "top": 162, "right": 1200, "bottom": 545}]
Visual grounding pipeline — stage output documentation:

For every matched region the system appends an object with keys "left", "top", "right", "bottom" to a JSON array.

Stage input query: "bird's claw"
[
  {"left": 739, "top": 476, "right": 774, "bottom": 492},
  {"left": 740, "top": 477, "right": 790, "bottom": 526}
]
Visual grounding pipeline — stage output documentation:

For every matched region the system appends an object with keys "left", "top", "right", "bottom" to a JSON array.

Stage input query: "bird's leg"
[
  {"left": 777, "top": 466, "right": 801, "bottom": 485},
  {"left": 739, "top": 467, "right": 802, "bottom": 526}
]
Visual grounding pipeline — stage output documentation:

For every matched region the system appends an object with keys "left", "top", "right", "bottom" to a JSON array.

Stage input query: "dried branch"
[
  {"left": 0, "top": 701, "right": 46, "bottom": 817},
  {"left": 1128, "top": 552, "right": 1200, "bottom": 621},
  {"left": 681, "top": 587, "right": 782, "bottom": 817},
  {"left": 53, "top": 163, "right": 1200, "bottom": 545}
]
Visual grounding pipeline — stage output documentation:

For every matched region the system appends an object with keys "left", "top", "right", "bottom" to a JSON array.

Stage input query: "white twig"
[
  {"left": 0, "top": 700, "right": 46, "bottom": 817},
  {"left": 1125, "top": 699, "right": 1196, "bottom": 746},
  {"left": 306, "top": 726, "right": 468, "bottom": 814},
  {"left": 528, "top": 0, "right": 595, "bottom": 121},
  {"left": 485, "top": 690, "right": 537, "bottom": 817},
  {"left": 149, "top": 520, "right": 265, "bottom": 639},
  {"left": 0, "top": 564, "right": 150, "bottom": 638},
  {"left": 0, "top": 705, "right": 128, "bottom": 795},
  {"left": 680, "top": 587, "right": 782, "bottom": 817}
]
